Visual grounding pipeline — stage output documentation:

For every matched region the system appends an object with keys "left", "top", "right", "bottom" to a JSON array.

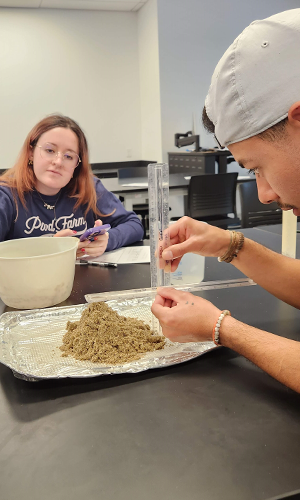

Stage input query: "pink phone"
[{"left": 79, "top": 224, "right": 111, "bottom": 242}]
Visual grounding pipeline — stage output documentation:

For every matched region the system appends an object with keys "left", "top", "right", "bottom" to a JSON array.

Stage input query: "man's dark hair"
[
  {"left": 202, "top": 105, "right": 288, "bottom": 143},
  {"left": 202, "top": 106, "right": 215, "bottom": 134}
]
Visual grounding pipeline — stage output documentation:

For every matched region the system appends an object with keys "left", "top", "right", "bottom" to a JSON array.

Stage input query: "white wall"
[
  {"left": 1, "top": 2, "right": 299, "bottom": 171},
  {"left": 157, "top": 0, "right": 300, "bottom": 166},
  {"left": 137, "top": 0, "right": 162, "bottom": 163},
  {"left": 0, "top": 8, "right": 141, "bottom": 168}
]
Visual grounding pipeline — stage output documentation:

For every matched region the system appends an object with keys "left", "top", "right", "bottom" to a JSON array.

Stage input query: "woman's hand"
[
  {"left": 162, "top": 217, "right": 231, "bottom": 272},
  {"left": 54, "top": 220, "right": 109, "bottom": 259},
  {"left": 151, "top": 287, "right": 221, "bottom": 343},
  {"left": 77, "top": 219, "right": 109, "bottom": 259}
]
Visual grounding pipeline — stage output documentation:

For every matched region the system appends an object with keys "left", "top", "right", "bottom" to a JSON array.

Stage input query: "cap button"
[{"left": 261, "top": 41, "right": 269, "bottom": 48}]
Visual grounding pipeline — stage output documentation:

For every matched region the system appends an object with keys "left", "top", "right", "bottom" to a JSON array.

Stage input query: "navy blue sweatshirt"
[{"left": 0, "top": 177, "right": 144, "bottom": 252}]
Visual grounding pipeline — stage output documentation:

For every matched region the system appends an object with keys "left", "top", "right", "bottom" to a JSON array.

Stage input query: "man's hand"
[
  {"left": 151, "top": 287, "right": 221, "bottom": 343},
  {"left": 161, "top": 217, "right": 231, "bottom": 272}
]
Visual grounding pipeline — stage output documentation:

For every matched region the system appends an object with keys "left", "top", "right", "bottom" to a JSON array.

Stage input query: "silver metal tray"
[{"left": 0, "top": 297, "right": 216, "bottom": 381}]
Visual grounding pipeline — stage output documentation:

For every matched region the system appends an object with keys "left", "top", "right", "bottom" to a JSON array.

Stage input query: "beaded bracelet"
[
  {"left": 218, "top": 231, "right": 245, "bottom": 263},
  {"left": 212, "top": 310, "right": 231, "bottom": 346}
]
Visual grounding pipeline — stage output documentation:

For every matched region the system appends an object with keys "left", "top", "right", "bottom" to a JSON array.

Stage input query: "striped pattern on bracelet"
[{"left": 218, "top": 231, "right": 245, "bottom": 263}]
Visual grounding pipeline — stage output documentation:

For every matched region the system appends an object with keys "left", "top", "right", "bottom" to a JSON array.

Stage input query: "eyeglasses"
[{"left": 37, "top": 143, "right": 81, "bottom": 169}]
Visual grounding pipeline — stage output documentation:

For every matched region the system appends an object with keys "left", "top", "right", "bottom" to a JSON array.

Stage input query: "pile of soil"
[{"left": 60, "top": 301, "right": 165, "bottom": 364}]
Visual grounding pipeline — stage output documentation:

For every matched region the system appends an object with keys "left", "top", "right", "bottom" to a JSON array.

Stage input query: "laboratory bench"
[{"left": 1, "top": 228, "right": 300, "bottom": 500}]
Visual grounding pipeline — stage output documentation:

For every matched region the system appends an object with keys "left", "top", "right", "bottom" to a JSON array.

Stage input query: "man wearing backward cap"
[{"left": 151, "top": 9, "right": 300, "bottom": 393}]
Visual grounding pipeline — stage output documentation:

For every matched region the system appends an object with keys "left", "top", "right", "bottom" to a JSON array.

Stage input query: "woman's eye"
[
  {"left": 46, "top": 148, "right": 55, "bottom": 154},
  {"left": 64, "top": 154, "right": 73, "bottom": 161}
]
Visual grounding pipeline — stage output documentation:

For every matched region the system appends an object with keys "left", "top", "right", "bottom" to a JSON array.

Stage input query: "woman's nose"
[
  {"left": 52, "top": 152, "right": 63, "bottom": 166},
  {"left": 256, "top": 177, "right": 278, "bottom": 204}
]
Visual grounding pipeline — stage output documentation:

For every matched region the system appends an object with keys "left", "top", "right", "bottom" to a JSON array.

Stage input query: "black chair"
[
  {"left": 238, "top": 179, "right": 282, "bottom": 228},
  {"left": 133, "top": 203, "right": 149, "bottom": 239},
  {"left": 186, "top": 173, "right": 240, "bottom": 229}
]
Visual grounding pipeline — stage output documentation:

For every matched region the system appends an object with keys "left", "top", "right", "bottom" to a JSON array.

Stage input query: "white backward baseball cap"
[{"left": 205, "top": 9, "right": 300, "bottom": 147}]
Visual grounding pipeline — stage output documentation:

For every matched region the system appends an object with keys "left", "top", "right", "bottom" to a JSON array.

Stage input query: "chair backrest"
[
  {"left": 239, "top": 179, "right": 282, "bottom": 228},
  {"left": 187, "top": 173, "right": 238, "bottom": 219}
]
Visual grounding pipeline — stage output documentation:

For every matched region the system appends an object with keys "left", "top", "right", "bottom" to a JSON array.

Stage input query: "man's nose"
[{"left": 256, "top": 177, "right": 278, "bottom": 204}]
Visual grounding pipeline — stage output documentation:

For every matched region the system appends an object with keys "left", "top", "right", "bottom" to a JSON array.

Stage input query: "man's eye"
[{"left": 248, "top": 168, "right": 259, "bottom": 176}]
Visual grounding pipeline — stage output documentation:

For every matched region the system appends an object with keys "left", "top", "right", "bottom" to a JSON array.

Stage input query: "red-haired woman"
[{"left": 0, "top": 115, "right": 144, "bottom": 258}]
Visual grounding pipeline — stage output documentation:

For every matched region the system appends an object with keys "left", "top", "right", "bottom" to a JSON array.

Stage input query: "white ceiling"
[{"left": 0, "top": 0, "right": 147, "bottom": 11}]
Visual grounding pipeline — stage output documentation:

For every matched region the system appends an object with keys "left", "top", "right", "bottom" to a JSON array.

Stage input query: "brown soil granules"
[{"left": 60, "top": 301, "right": 166, "bottom": 364}]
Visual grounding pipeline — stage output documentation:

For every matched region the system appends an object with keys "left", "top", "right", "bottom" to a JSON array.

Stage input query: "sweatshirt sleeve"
[
  {"left": 94, "top": 178, "right": 144, "bottom": 252},
  {"left": 0, "top": 187, "right": 17, "bottom": 242}
]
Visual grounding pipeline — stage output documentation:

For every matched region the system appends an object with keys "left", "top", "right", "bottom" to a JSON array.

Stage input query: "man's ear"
[{"left": 288, "top": 101, "right": 300, "bottom": 126}]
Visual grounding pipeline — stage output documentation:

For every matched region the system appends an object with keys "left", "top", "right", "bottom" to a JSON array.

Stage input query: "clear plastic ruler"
[
  {"left": 148, "top": 163, "right": 171, "bottom": 288},
  {"left": 85, "top": 278, "right": 256, "bottom": 303}
]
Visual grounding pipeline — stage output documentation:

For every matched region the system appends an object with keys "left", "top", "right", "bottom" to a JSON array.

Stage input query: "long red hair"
[{"left": 0, "top": 114, "right": 109, "bottom": 217}]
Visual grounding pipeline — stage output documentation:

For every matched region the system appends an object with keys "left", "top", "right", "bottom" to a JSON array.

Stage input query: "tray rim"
[{"left": 0, "top": 301, "right": 217, "bottom": 381}]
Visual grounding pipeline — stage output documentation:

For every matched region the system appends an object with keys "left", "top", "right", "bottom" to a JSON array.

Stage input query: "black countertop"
[{"left": 0, "top": 227, "right": 300, "bottom": 500}]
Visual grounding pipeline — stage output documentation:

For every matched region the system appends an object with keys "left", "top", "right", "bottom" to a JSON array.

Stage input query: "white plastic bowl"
[{"left": 0, "top": 237, "right": 78, "bottom": 309}]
